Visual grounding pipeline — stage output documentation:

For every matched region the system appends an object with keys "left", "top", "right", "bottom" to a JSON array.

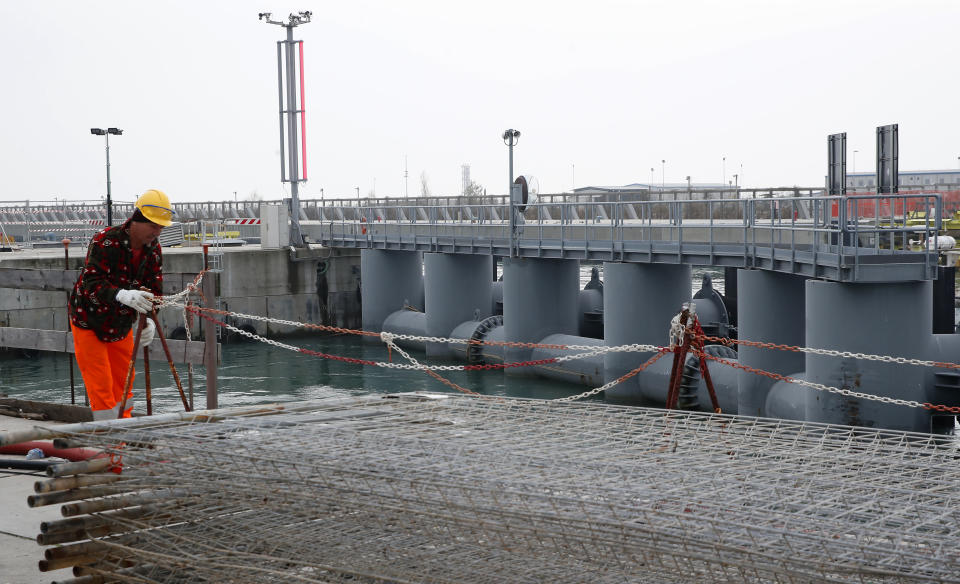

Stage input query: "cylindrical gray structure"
[
  {"left": 424, "top": 253, "right": 492, "bottom": 358},
  {"left": 491, "top": 281, "right": 504, "bottom": 315},
  {"left": 603, "top": 263, "right": 691, "bottom": 404},
  {"left": 360, "top": 249, "right": 423, "bottom": 334},
  {"left": 381, "top": 310, "right": 427, "bottom": 352},
  {"left": 805, "top": 280, "right": 931, "bottom": 432},
  {"left": 578, "top": 288, "right": 604, "bottom": 339},
  {"left": 736, "top": 270, "right": 806, "bottom": 417},
  {"left": 502, "top": 258, "right": 580, "bottom": 374},
  {"left": 531, "top": 334, "right": 604, "bottom": 386}
]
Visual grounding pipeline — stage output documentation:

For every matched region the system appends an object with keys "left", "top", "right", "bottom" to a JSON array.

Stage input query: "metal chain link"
[
  {"left": 695, "top": 349, "right": 960, "bottom": 412},
  {"left": 165, "top": 296, "right": 960, "bottom": 412},
  {"left": 699, "top": 334, "right": 960, "bottom": 370}
]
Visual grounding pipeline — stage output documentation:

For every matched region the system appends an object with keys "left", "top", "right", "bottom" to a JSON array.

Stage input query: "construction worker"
[{"left": 69, "top": 189, "right": 174, "bottom": 420}]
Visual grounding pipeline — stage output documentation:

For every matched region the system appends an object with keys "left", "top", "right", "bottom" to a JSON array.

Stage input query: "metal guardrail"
[
  {"left": 312, "top": 194, "right": 942, "bottom": 283},
  {"left": 0, "top": 193, "right": 945, "bottom": 282}
]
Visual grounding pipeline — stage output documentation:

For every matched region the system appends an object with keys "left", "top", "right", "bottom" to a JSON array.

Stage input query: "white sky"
[{"left": 2, "top": 0, "right": 959, "bottom": 203}]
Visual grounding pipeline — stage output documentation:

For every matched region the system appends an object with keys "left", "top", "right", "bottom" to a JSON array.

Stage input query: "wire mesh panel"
[{"left": 26, "top": 394, "right": 960, "bottom": 583}]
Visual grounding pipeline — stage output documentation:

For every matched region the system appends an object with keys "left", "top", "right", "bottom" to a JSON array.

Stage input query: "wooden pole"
[
  {"left": 202, "top": 246, "right": 218, "bottom": 410},
  {"left": 186, "top": 300, "right": 195, "bottom": 411}
]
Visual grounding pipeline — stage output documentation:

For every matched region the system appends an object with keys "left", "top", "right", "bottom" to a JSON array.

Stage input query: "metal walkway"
[
  {"left": 315, "top": 193, "right": 942, "bottom": 283},
  {"left": 1, "top": 193, "right": 943, "bottom": 283}
]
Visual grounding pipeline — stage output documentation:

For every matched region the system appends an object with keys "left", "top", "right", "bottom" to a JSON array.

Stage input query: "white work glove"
[
  {"left": 116, "top": 289, "right": 155, "bottom": 314},
  {"left": 139, "top": 318, "right": 156, "bottom": 348}
]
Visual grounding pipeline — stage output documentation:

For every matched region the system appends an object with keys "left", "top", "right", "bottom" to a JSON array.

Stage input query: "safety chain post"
[
  {"left": 202, "top": 245, "right": 219, "bottom": 410},
  {"left": 62, "top": 238, "right": 75, "bottom": 405},
  {"left": 665, "top": 308, "right": 691, "bottom": 409}
]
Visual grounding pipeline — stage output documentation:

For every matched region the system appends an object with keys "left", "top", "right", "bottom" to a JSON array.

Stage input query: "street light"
[
  {"left": 502, "top": 129, "right": 521, "bottom": 258},
  {"left": 90, "top": 127, "right": 122, "bottom": 226},
  {"left": 661, "top": 159, "right": 666, "bottom": 189},
  {"left": 502, "top": 129, "right": 521, "bottom": 192},
  {"left": 853, "top": 150, "right": 859, "bottom": 174}
]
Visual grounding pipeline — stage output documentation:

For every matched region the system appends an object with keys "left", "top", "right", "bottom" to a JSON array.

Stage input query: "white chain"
[
  {"left": 164, "top": 301, "right": 959, "bottom": 372},
  {"left": 696, "top": 350, "right": 927, "bottom": 409},
  {"left": 164, "top": 301, "right": 953, "bottom": 410}
]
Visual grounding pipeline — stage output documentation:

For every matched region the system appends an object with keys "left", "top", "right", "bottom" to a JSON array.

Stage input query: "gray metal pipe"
[
  {"left": 381, "top": 310, "right": 427, "bottom": 352},
  {"left": 530, "top": 334, "right": 604, "bottom": 387}
]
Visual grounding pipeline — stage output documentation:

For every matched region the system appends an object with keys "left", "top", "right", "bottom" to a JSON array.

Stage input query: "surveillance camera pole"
[{"left": 261, "top": 11, "right": 312, "bottom": 247}]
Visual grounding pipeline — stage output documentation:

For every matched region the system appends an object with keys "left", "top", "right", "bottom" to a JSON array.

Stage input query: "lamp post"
[
  {"left": 90, "top": 127, "right": 122, "bottom": 226},
  {"left": 853, "top": 150, "right": 858, "bottom": 174},
  {"left": 502, "top": 129, "right": 520, "bottom": 192},
  {"left": 661, "top": 159, "right": 666, "bottom": 189},
  {"left": 722, "top": 156, "right": 726, "bottom": 186},
  {"left": 502, "top": 128, "right": 521, "bottom": 258},
  {"left": 650, "top": 167, "right": 655, "bottom": 191}
]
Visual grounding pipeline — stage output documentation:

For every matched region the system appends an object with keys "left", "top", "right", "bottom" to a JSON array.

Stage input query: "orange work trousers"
[{"left": 71, "top": 323, "right": 135, "bottom": 420}]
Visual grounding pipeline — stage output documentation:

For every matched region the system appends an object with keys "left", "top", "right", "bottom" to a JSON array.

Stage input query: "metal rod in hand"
[
  {"left": 149, "top": 309, "right": 191, "bottom": 412},
  {"left": 143, "top": 347, "right": 152, "bottom": 416},
  {"left": 63, "top": 238, "right": 75, "bottom": 404},
  {"left": 186, "top": 301, "right": 195, "bottom": 411},
  {"left": 117, "top": 315, "right": 146, "bottom": 419}
]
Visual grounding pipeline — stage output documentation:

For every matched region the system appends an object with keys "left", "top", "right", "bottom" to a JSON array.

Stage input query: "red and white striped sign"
[{"left": 227, "top": 218, "right": 261, "bottom": 225}]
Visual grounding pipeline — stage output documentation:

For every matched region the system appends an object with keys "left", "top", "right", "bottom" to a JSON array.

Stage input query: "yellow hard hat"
[{"left": 135, "top": 189, "right": 175, "bottom": 226}]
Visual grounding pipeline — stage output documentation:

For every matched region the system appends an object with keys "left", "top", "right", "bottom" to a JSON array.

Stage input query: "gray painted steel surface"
[
  {"left": 424, "top": 254, "right": 492, "bottom": 358},
  {"left": 805, "top": 280, "right": 930, "bottom": 431},
  {"left": 310, "top": 193, "right": 941, "bottom": 283},
  {"left": 502, "top": 258, "right": 580, "bottom": 373},
  {"left": 603, "top": 263, "right": 691, "bottom": 404},
  {"left": 381, "top": 310, "right": 427, "bottom": 352},
  {"left": 578, "top": 288, "right": 603, "bottom": 338},
  {"left": 360, "top": 249, "right": 424, "bottom": 334},
  {"left": 736, "top": 270, "right": 807, "bottom": 417},
  {"left": 530, "top": 334, "right": 604, "bottom": 386}
]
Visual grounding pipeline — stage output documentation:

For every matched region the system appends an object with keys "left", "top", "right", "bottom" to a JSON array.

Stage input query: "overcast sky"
[{"left": 2, "top": 0, "right": 958, "bottom": 204}]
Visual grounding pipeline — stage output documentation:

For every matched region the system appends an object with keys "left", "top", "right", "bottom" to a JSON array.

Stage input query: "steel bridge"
[
  {"left": 1, "top": 191, "right": 943, "bottom": 283},
  {"left": 314, "top": 193, "right": 942, "bottom": 283}
]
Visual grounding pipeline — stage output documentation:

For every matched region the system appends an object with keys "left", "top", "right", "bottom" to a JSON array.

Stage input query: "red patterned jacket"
[{"left": 69, "top": 220, "right": 163, "bottom": 342}]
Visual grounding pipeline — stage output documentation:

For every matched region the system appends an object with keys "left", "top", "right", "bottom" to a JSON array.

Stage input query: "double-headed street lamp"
[{"left": 90, "top": 127, "right": 123, "bottom": 226}]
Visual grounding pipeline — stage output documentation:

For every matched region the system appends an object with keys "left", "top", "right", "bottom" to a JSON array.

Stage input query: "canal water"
[{"left": 0, "top": 266, "right": 726, "bottom": 414}]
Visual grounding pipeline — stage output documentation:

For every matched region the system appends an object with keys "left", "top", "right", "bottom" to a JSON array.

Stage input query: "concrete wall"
[{"left": 0, "top": 245, "right": 362, "bottom": 342}]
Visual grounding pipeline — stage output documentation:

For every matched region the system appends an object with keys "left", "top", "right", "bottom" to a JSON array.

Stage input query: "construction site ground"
[{"left": 0, "top": 414, "right": 70, "bottom": 584}]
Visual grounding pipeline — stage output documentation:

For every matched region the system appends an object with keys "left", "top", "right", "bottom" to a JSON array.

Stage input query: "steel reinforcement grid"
[{"left": 18, "top": 393, "right": 960, "bottom": 583}]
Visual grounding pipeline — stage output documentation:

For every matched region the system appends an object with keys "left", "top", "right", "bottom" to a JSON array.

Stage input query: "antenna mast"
[{"left": 260, "top": 11, "right": 312, "bottom": 246}]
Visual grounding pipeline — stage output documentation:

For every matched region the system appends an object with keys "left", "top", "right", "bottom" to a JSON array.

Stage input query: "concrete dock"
[{"left": 0, "top": 414, "right": 70, "bottom": 584}]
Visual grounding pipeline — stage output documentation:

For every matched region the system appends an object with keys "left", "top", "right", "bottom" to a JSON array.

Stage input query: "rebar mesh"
[{"left": 32, "top": 394, "right": 960, "bottom": 583}]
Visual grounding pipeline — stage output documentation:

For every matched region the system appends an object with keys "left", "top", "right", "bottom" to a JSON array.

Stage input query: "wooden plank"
[
  {"left": 0, "top": 327, "right": 215, "bottom": 365},
  {"left": 0, "top": 398, "right": 93, "bottom": 423},
  {"left": 0, "top": 269, "right": 200, "bottom": 294}
]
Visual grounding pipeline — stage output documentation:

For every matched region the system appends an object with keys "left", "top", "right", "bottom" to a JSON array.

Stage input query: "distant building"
[
  {"left": 845, "top": 170, "right": 960, "bottom": 190},
  {"left": 573, "top": 182, "right": 730, "bottom": 196}
]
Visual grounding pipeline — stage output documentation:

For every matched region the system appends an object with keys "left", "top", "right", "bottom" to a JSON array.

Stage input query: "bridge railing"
[{"left": 315, "top": 193, "right": 941, "bottom": 279}]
